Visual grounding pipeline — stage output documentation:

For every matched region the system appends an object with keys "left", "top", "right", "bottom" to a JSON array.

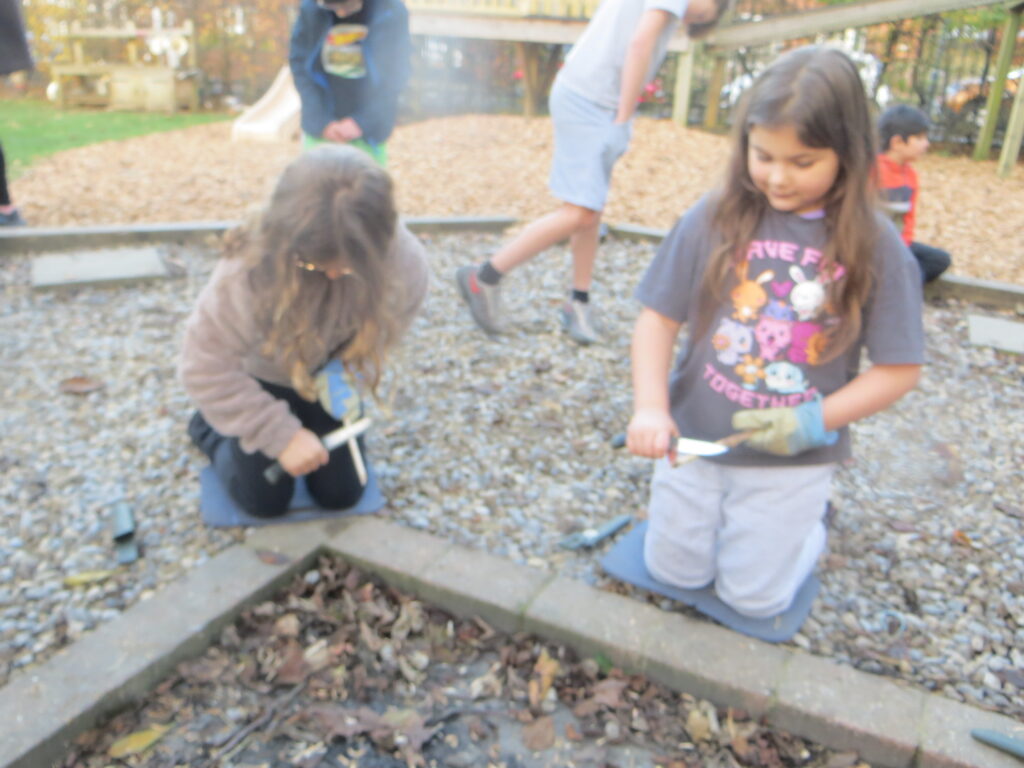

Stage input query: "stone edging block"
[
  {"left": 0, "top": 536, "right": 324, "bottom": 768},
  {"left": 3, "top": 516, "right": 1022, "bottom": 768},
  {"left": 0, "top": 216, "right": 517, "bottom": 255}
]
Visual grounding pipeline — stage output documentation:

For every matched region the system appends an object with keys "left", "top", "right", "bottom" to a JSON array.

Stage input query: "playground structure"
[
  {"left": 230, "top": 0, "right": 1024, "bottom": 176},
  {"left": 49, "top": 20, "right": 199, "bottom": 113},
  {"left": 230, "top": 66, "right": 301, "bottom": 143}
]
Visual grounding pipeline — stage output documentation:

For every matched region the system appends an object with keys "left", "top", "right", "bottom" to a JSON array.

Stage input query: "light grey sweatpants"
[{"left": 643, "top": 457, "right": 836, "bottom": 618}]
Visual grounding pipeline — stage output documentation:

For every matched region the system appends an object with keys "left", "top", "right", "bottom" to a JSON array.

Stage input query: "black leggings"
[
  {"left": 192, "top": 380, "right": 366, "bottom": 518},
  {"left": 0, "top": 141, "right": 10, "bottom": 206}
]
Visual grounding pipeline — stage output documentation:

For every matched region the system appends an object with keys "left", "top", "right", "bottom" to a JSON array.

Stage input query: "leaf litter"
[{"left": 64, "top": 555, "right": 865, "bottom": 768}]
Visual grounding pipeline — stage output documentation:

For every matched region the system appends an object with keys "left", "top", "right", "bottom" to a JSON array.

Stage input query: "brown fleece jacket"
[{"left": 179, "top": 223, "right": 429, "bottom": 458}]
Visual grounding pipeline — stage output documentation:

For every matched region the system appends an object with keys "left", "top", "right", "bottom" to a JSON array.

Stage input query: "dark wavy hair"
[
  {"left": 698, "top": 45, "right": 878, "bottom": 362},
  {"left": 222, "top": 145, "right": 400, "bottom": 400}
]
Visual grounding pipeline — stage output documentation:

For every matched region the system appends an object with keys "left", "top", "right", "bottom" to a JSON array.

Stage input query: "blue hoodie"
[{"left": 288, "top": 0, "right": 411, "bottom": 144}]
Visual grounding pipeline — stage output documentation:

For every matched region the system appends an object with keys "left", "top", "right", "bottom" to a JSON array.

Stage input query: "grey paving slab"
[
  {"left": 409, "top": 545, "right": 553, "bottom": 634},
  {"left": 0, "top": 217, "right": 516, "bottom": 255},
  {"left": 770, "top": 651, "right": 923, "bottom": 768},
  {"left": 2, "top": 516, "right": 1019, "bottom": 768},
  {"left": 524, "top": 576, "right": 661, "bottom": 675},
  {"left": 924, "top": 274, "right": 1024, "bottom": 311},
  {"left": 967, "top": 313, "right": 1024, "bottom": 353},
  {"left": 31, "top": 247, "right": 170, "bottom": 288},
  {"left": 0, "top": 543, "right": 316, "bottom": 768},
  {"left": 918, "top": 693, "right": 1024, "bottom": 768},
  {"left": 0, "top": 221, "right": 233, "bottom": 254},
  {"left": 643, "top": 610, "right": 788, "bottom": 718},
  {"left": 323, "top": 516, "right": 452, "bottom": 593}
]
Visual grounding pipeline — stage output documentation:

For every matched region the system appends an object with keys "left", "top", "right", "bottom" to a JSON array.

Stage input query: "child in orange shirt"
[{"left": 877, "top": 105, "right": 951, "bottom": 283}]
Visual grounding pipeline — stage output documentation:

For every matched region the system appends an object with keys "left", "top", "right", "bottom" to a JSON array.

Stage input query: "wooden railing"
[{"left": 404, "top": 0, "right": 600, "bottom": 18}]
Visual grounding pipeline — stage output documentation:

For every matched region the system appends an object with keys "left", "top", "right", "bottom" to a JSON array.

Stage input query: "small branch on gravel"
[{"left": 202, "top": 677, "right": 310, "bottom": 767}]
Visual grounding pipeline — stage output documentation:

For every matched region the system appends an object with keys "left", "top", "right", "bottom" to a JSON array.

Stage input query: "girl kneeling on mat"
[
  {"left": 180, "top": 145, "right": 428, "bottom": 518},
  {"left": 627, "top": 46, "right": 925, "bottom": 618}
]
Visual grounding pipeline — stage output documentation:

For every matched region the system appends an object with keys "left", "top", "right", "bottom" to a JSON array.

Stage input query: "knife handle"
[
  {"left": 971, "top": 729, "right": 1024, "bottom": 759},
  {"left": 263, "top": 437, "right": 330, "bottom": 485}
]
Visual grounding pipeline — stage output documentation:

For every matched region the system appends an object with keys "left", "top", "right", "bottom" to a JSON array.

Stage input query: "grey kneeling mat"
[
  {"left": 200, "top": 464, "right": 385, "bottom": 528},
  {"left": 600, "top": 520, "right": 818, "bottom": 643}
]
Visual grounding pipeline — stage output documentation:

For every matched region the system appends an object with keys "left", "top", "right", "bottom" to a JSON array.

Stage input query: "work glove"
[{"left": 732, "top": 396, "right": 838, "bottom": 457}]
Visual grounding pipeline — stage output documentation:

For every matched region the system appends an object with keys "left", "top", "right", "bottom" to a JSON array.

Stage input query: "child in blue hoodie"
[{"left": 289, "top": 0, "right": 411, "bottom": 166}]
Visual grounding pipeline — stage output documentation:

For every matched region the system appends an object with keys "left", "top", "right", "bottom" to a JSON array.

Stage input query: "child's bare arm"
[
  {"left": 821, "top": 363, "right": 921, "bottom": 431},
  {"left": 615, "top": 9, "right": 674, "bottom": 123},
  {"left": 628, "top": 307, "right": 682, "bottom": 458}
]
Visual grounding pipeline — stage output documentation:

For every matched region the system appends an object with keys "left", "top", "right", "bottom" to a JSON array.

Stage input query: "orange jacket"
[{"left": 876, "top": 153, "right": 918, "bottom": 246}]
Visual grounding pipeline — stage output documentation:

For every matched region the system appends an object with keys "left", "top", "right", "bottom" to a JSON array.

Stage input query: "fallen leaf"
[
  {"left": 592, "top": 678, "right": 628, "bottom": 708},
  {"left": 255, "top": 548, "right": 291, "bottom": 566},
  {"left": 686, "top": 707, "right": 711, "bottom": 742},
  {"left": 59, "top": 375, "right": 105, "bottom": 395},
  {"left": 521, "top": 715, "right": 555, "bottom": 751},
  {"left": 63, "top": 570, "right": 115, "bottom": 587},
  {"left": 107, "top": 723, "right": 170, "bottom": 758},
  {"left": 565, "top": 722, "right": 583, "bottom": 742},
  {"left": 273, "top": 613, "right": 301, "bottom": 637}
]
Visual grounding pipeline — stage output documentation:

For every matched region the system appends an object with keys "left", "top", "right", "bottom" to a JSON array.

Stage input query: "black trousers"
[
  {"left": 191, "top": 379, "right": 366, "bottom": 518},
  {"left": 910, "top": 241, "right": 951, "bottom": 284}
]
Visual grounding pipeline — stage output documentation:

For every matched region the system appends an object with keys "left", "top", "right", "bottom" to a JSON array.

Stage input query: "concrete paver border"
[
  {"left": 2, "top": 516, "right": 1022, "bottom": 768},
  {"left": 2, "top": 219, "right": 1022, "bottom": 310}
]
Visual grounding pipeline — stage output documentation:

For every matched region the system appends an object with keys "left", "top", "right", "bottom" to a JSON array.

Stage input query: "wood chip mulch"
[{"left": 11, "top": 116, "right": 1024, "bottom": 285}]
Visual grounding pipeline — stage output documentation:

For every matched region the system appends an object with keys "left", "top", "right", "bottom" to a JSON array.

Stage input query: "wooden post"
[
  {"left": 515, "top": 41, "right": 539, "bottom": 117},
  {"left": 703, "top": 54, "right": 727, "bottom": 130},
  {"left": 672, "top": 45, "right": 697, "bottom": 125},
  {"left": 997, "top": 54, "right": 1024, "bottom": 177},
  {"left": 973, "top": 3, "right": 1022, "bottom": 160}
]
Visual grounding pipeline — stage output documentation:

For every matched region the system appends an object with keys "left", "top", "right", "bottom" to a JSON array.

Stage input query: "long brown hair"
[
  {"left": 222, "top": 145, "right": 401, "bottom": 399},
  {"left": 699, "top": 45, "right": 878, "bottom": 362},
  {"left": 687, "top": 0, "right": 732, "bottom": 38}
]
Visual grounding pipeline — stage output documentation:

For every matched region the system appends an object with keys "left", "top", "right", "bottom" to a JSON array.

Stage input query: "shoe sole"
[{"left": 455, "top": 267, "right": 501, "bottom": 336}]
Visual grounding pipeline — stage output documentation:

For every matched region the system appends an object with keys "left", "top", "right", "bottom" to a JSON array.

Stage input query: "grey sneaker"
[
  {"left": 456, "top": 265, "right": 504, "bottom": 334},
  {"left": 560, "top": 299, "right": 601, "bottom": 345}
]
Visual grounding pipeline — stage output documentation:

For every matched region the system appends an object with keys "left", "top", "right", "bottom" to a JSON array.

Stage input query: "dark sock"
[
  {"left": 478, "top": 261, "right": 504, "bottom": 286},
  {"left": 571, "top": 289, "right": 589, "bottom": 304}
]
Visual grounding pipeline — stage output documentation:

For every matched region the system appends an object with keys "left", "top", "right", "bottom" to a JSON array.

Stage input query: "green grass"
[{"left": 1, "top": 99, "right": 230, "bottom": 178}]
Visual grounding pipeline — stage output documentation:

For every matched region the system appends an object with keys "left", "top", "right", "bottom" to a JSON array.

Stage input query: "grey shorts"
[{"left": 548, "top": 78, "right": 632, "bottom": 212}]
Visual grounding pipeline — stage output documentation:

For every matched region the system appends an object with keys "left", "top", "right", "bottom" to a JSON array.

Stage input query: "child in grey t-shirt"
[
  {"left": 456, "top": 0, "right": 728, "bottom": 345},
  {"left": 629, "top": 47, "right": 924, "bottom": 619}
]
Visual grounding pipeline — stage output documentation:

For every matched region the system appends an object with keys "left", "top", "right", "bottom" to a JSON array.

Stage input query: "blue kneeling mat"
[
  {"left": 199, "top": 463, "right": 385, "bottom": 528},
  {"left": 600, "top": 520, "right": 819, "bottom": 644}
]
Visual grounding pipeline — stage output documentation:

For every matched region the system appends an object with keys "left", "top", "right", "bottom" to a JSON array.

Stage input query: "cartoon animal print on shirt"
[
  {"left": 730, "top": 261, "right": 774, "bottom": 322},
  {"left": 753, "top": 300, "right": 794, "bottom": 361},
  {"left": 734, "top": 354, "right": 765, "bottom": 390},
  {"left": 789, "top": 265, "right": 827, "bottom": 321},
  {"left": 764, "top": 361, "right": 807, "bottom": 394},
  {"left": 711, "top": 317, "right": 754, "bottom": 365},
  {"left": 788, "top": 321, "right": 827, "bottom": 365}
]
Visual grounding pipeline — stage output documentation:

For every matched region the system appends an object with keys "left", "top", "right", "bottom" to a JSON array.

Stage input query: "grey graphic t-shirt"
[
  {"left": 635, "top": 195, "right": 925, "bottom": 466},
  {"left": 558, "top": 0, "right": 689, "bottom": 110}
]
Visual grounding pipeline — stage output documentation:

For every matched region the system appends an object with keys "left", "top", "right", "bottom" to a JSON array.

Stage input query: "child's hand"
[
  {"left": 278, "top": 428, "right": 329, "bottom": 477},
  {"left": 627, "top": 408, "right": 679, "bottom": 459},
  {"left": 323, "top": 118, "right": 363, "bottom": 143},
  {"left": 732, "top": 397, "right": 838, "bottom": 456}
]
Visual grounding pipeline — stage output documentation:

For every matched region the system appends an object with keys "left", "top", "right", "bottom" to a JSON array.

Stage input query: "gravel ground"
[{"left": 1, "top": 232, "right": 1022, "bottom": 725}]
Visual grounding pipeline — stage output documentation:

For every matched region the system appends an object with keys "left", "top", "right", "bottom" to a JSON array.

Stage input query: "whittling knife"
[{"left": 263, "top": 416, "right": 373, "bottom": 485}]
